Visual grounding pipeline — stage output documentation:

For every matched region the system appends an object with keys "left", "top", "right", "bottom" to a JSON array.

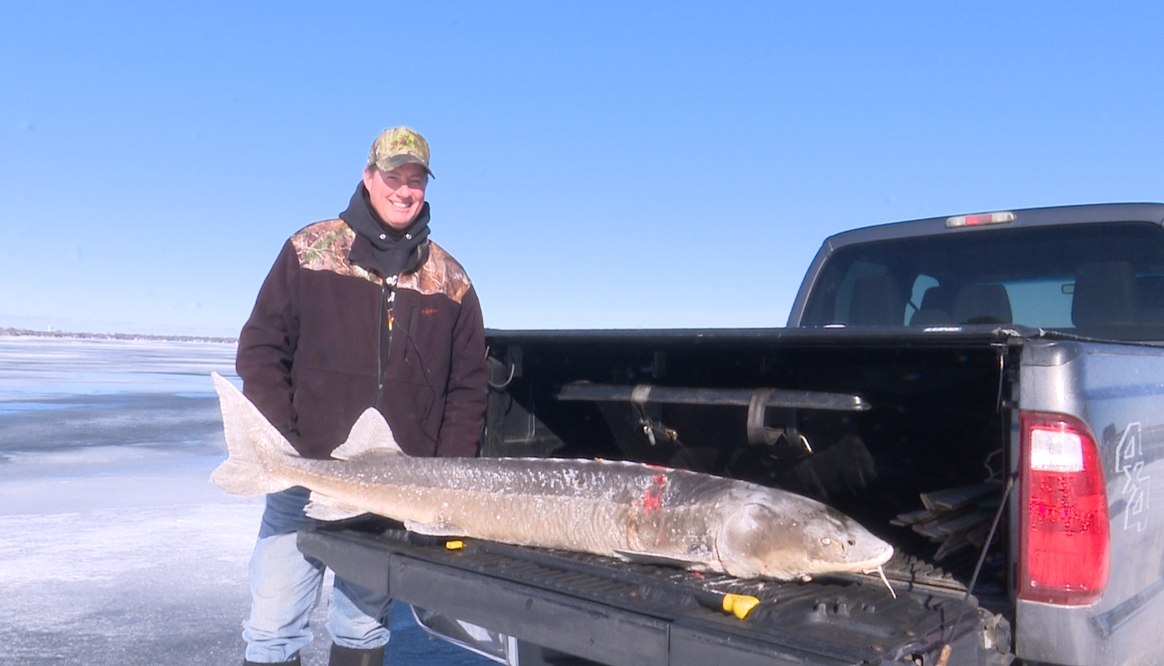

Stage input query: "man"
[{"left": 235, "top": 127, "right": 488, "bottom": 666}]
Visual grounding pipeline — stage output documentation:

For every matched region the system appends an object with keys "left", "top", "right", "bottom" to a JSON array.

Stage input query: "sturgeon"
[{"left": 210, "top": 373, "right": 893, "bottom": 581}]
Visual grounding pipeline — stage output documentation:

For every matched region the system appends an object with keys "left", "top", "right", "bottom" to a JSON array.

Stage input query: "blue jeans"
[{"left": 242, "top": 487, "right": 391, "bottom": 663}]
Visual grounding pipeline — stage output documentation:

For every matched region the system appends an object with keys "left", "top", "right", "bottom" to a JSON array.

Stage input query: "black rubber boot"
[
  {"left": 243, "top": 657, "right": 301, "bottom": 666},
  {"left": 328, "top": 644, "right": 386, "bottom": 666}
]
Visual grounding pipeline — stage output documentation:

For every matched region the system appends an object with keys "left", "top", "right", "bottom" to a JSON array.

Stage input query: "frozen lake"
[{"left": 0, "top": 336, "right": 493, "bottom": 665}]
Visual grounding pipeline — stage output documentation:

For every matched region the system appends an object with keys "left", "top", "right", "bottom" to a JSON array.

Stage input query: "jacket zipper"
[{"left": 377, "top": 277, "right": 395, "bottom": 407}]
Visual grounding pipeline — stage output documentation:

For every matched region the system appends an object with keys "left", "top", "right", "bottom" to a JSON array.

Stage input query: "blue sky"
[{"left": 2, "top": 2, "right": 1162, "bottom": 337}]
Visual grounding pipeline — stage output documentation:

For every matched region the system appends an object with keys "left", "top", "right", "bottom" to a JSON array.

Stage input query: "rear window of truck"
[{"left": 801, "top": 222, "right": 1164, "bottom": 341}]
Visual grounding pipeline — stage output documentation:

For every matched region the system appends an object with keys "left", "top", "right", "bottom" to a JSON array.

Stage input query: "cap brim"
[{"left": 374, "top": 155, "right": 435, "bottom": 178}]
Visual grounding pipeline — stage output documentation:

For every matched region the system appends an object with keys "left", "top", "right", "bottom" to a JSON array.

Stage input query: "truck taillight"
[{"left": 1018, "top": 412, "right": 1110, "bottom": 605}]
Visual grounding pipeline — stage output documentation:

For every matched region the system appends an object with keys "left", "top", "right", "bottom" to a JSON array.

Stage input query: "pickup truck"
[{"left": 298, "top": 202, "right": 1164, "bottom": 666}]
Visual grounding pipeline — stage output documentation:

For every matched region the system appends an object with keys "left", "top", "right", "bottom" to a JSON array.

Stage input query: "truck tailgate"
[{"left": 297, "top": 524, "right": 1011, "bottom": 666}]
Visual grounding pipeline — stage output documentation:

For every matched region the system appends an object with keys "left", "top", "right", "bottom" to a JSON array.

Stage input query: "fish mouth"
[
  {"left": 856, "top": 545, "right": 895, "bottom": 572},
  {"left": 799, "top": 543, "right": 894, "bottom": 578},
  {"left": 832, "top": 535, "right": 894, "bottom": 575}
]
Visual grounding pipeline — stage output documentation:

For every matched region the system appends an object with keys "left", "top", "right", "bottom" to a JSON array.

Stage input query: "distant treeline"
[{"left": 0, "top": 327, "right": 237, "bottom": 344}]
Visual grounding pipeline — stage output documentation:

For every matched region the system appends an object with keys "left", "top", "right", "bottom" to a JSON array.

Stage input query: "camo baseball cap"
[{"left": 367, "top": 126, "right": 434, "bottom": 178}]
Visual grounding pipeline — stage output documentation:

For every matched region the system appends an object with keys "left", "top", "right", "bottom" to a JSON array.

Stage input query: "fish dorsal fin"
[{"left": 331, "top": 408, "right": 403, "bottom": 461}]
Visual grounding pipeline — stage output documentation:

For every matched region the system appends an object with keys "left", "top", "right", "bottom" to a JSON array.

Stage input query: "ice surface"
[{"left": 0, "top": 337, "right": 492, "bottom": 665}]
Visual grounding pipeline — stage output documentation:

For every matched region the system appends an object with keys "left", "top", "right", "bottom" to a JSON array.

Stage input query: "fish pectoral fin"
[
  {"left": 612, "top": 549, "right": 708, "bottom": 569},
  {"left": 404, "top": 519, "right": 464, "bottom": 537},
  {"left": 304, "top": 492, "right": 368, "bottom": 521}
]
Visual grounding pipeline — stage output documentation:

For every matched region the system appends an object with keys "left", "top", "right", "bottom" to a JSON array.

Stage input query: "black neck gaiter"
[{"left": 339, "top": 182, "right": 431, "bottom": 278}]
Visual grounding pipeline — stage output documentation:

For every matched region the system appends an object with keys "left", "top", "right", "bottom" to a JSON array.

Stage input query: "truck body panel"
[{"left": 1014, "top": 341, "right": 1164, "bottom": 665}]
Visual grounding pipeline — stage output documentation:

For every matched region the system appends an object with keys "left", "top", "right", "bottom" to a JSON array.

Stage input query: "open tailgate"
[{"left": 297, "top": 524, "right": 1012, "bottom": 666}]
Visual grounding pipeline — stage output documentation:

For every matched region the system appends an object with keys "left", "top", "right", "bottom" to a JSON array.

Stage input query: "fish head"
[{"left": 715, "top": 499, "right": 894, "bottom": 580}]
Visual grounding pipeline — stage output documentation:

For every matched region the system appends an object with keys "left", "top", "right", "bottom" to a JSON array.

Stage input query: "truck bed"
[{"left": 298, "top": 522, "right": 1011, "bottom": 666}]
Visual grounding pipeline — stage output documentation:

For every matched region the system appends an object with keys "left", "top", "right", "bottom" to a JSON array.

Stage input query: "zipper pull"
[{"left": 384, "top": 277, "right": 397, "bottom": 331}]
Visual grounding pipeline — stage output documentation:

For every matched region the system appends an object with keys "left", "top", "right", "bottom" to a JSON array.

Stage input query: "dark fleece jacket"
[{"left": 236, "top": 197, "right": 487, "bottom": 460}]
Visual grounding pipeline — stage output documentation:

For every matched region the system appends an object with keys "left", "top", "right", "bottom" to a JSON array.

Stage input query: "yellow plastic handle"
[{"left": 721, "top": 593, "right": 760, "bottom": 619}]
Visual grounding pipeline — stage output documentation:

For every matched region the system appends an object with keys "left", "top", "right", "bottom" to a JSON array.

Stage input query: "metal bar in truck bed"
[{"left": 556, "top": 382, "right": 870, "bottom": 412}]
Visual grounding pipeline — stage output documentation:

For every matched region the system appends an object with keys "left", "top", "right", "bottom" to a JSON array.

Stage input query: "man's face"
[{"left": 363, "top": 163, "right": 428, "bottom": 230}]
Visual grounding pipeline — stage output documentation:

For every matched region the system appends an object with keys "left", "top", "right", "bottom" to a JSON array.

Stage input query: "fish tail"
[{"left": 209, "top": 372, "right": 297, "bottom": 496}]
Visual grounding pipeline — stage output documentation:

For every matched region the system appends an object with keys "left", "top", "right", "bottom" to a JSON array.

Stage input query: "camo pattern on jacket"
[
  {"left": 398, "top": 243, "right": 471, "bottom": 304},
  {"left": 290, "top": 219, "right": 377, "bottom": 284},
  {"left": 288, "top": 219, "right": 471, "bottom": 304}
]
